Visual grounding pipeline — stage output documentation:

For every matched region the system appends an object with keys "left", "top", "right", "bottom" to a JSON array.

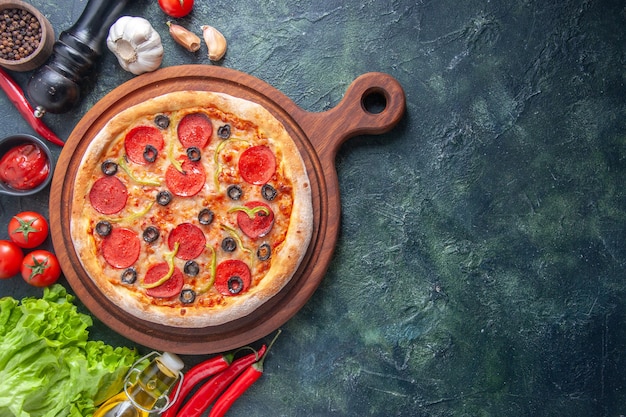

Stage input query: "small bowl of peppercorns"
[{"left": 0, "top": 0, "right": 54, "bottom": 72}]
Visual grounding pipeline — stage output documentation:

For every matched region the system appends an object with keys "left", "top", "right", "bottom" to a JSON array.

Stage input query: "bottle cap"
[{"left": 159, "top": 352, "right": 184, "bottom": 373}]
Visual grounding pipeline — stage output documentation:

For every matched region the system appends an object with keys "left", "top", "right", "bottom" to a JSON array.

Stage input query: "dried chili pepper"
[
  {"left": 208, "top": 331, "right": 281, "bottom": 417},
  {"left": 0, "top": 67, "right": 64, "bottom": 147},
  {"left": 175, "top": 344, "right": 267, "bottom": 417},
  {"left": 162, "top": 352, "right": 234, "bottom": 417}
]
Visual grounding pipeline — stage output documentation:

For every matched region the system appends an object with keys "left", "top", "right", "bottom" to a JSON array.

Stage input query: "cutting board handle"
[{"left": 299, "top": 72, "right": 406, "bottom": 162}]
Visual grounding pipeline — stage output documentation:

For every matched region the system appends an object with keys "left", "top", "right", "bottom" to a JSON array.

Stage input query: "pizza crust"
[{"left": 70, "top": 91, "right": 313, "bottom": 327}]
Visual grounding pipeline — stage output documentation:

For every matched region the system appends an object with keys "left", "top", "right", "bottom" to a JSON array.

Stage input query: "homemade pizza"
[{"left": 69, "top": 90, "right": 313, "bottom": 328}]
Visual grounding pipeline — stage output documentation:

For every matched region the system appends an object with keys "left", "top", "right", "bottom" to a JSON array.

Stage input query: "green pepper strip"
[
  {"left": 213, "top": 165, "right": 222, "bottom": 190},
  {"left": 104, "top": 201, "right": 154, "bottom": 223},
  {"left": 142, "top": 242, "right": 180, "bottom": 289},
  {"left": 213, "top": 137, "right": 248, "bottom": 190},
  {"left": 227, "top": 205, "right": 270, "bottom": 219},
  {"left": 168, "top": 137, "right": 184, "bottom": 173},
  {"left": 197, "top": 245, "right": 217, "bottom": 294},
  {"left": 220, "top": 224, "right": 252, "bottom": 254},
  {"left": 117, "top": 156, "right": 161, "bottom": 186}
]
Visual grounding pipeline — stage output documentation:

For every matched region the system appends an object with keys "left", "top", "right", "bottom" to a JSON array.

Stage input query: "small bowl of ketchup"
[{"left": 0, "top": 133, "right": 53, "bottom": 196}]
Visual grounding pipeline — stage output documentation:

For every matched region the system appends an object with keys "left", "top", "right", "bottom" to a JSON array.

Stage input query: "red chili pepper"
[
  {"left": 208, "top": 330, "right": 281, "bottom": 417},
  {"left": 0, "top": 67, "right": 64, "bottom": 147},
  {"left": 175, "top": 344, "right": 267, "bottom": 417},
  {"left": 162, "top": 352, "right": 234, "bottom": 417}
]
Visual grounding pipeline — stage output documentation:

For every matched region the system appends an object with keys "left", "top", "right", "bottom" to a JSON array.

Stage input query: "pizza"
[{"left": 69, "top": 90, "right": 313, "bottom": 328}]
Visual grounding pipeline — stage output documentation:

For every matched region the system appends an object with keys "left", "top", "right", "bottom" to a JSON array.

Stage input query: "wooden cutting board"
[{"left": 49, "top": 65, "right": 405, "bottom": 354}]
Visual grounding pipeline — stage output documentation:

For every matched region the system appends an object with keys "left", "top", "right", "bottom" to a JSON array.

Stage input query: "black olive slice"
[
  {"left": 227, "top": 275, "right": 244, "bottom": 294},
  {"left": 184, "top": 260, "right": 200, "bottom": 276},
  {"left": 227, "top": 184, "right": 243, "bottom": 200},
  {"left": 186, "top": 147, "right": 201, "bottom": 162},
  {"left": 155, "top": 114, "right": 170, "bottom": 129},
  {"left": 95, "top": 221, "right": 112, "bottom": 237},
  {"left": 156, "top": 190, "right": 172, "bottom": 206},
  {"left": 143, "top": 144, "right": 158, "bottom": 163},
  {"left": 101, "top": 160, "right": 118, "bottom": 176},
  {"left": 221, "top": 237, "right": 237, "bottom": 252},
  {"left": 257, "top": 243, "right": 272, "bottom": 261},
  {"left": 180, "top": 289, "right": 196, "bottom": 304},
  {"left": 198, "top": 208, "right": 214, "bottom": 225},
  {"left": 217, "top": 124, "right": 231, "bottom": 139},
  {"left": 261, "top": 184, "right": 277, "bottom": 201},
  {"left": 142, "top": 226, "right": 159, "bottom": 243},
  {"left": 121, "top": 268, "right": 137, "bottom": 284}
]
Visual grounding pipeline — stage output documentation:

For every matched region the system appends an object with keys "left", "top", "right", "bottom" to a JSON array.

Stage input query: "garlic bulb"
[{"left": 107, "top": 16, "right": 164, "bottom": 75}]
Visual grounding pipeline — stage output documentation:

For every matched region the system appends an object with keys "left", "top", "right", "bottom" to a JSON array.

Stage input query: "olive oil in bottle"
[{"left": 94, "top": 352, "right": 184, "bottom": 417}]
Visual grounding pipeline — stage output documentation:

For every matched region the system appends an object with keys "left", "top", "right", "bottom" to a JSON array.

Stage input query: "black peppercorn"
[{"left": 0, "top": 8, "right": 41, "bottom": 61}]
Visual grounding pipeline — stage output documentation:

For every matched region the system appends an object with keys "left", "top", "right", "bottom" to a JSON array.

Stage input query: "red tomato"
[
  {"left": 0, "top": 240, "right": 24, "bottom": 278},
  {"left": 8, "top": 211, "right": 49, "bottom": 248},
  {"left": 158, "top": 0, "right": 194, "bottom": 18},
  {"left": 21, "top": 250, "right": 61, "bottom": 287}
]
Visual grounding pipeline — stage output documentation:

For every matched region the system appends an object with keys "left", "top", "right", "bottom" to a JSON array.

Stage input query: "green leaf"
[{"left": 0, "top": 285, "right": 139, "bottom": 417}]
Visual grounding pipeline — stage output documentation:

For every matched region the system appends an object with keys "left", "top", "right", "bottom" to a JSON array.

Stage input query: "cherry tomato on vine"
[
  {"left": 21, "top": 250, "right": 61, "bottom": 287},
  {"left": 0, "top": 240, "right": 23, "bottom": 278},
  {"left": 158, "top": 0, "right": 194, "bottom": 18},
  {"left": 8, "top": 211, "right": 49, "bottom": 248}
]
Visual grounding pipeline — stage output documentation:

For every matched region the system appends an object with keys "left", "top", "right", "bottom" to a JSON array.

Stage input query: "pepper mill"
[{"left": 26, "top": 0, "right": 129, "bottom": 116}]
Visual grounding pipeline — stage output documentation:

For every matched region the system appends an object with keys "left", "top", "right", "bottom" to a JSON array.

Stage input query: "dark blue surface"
[{"left": 1, "top": 0, "right": 625, "bottom": 415}]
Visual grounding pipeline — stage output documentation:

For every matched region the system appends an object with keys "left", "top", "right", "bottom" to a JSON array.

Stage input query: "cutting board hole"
[{"left": 362, "top": 89, "right": 387, "bottom": 114}]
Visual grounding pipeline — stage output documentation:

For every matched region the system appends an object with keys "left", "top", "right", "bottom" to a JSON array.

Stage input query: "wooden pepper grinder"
[{"left": 26, "top": 0, "right": 129, "bottom": 115}]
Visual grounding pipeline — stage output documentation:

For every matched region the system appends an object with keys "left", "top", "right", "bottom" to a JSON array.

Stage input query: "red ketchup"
[{"left": 0, "top": 143, "right": 50, "bottom": 190}]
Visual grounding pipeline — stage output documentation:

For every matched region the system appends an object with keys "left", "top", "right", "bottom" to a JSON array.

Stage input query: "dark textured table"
[{"left": 1, "top": 0, "right": 625, "bottom": 416}]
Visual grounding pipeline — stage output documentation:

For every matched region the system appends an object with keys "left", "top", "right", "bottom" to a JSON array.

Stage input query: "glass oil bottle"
[{"left": 93, "top": 351, "right": 184, "bottom": 417}]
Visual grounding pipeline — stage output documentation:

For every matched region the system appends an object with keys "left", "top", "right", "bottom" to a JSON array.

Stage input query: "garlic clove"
[
  {"left": 167, "top": 21, "right": 201, "bottom": 53},
  {"left": 201, "top": 25, "right": 227, "bottom": 61}
]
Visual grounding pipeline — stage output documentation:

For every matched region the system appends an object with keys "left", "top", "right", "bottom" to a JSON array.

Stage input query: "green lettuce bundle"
[{"left": 0, "top": 285, "right": 139, "bottom": 417}]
